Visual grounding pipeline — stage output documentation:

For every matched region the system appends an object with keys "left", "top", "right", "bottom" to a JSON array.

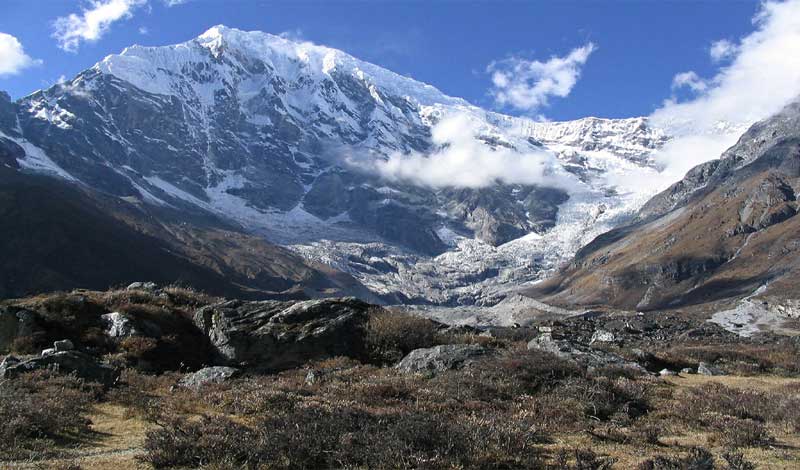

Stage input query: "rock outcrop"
[
  {"left": 396, "top": 344, "right": 488, "bottom": 373},
  {"left": 529, "top": 99, "right": 800, "bottom": 310},
  {"left": 180, "top": 366, "right": 241, "bottom": 389},
  {"left": 0, "top": 345, "right": 119, "bottom": 386},
  {"left": 193, "top": 297, "right": 371, "bottom": 371},
  {"left": 527, "top": 331, "right": 647, "bottom": 373}
]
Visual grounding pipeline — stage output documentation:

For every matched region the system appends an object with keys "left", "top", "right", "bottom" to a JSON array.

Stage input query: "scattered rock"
[
  {"left": 305, "top": 369, "right": 318, "bottom": 385},
  {"left": 681, "top": 367, "right": 694, "bottom": 375},
  {"left": 527, "top": 332, "right": 647, "bottom": 373},
  {"left": 0, "top": 350, "right": 119, "bottom": 386},
  {"left": 590, "top": 329, "right": 616, "bottom": 344},
  {"left": 659, "top": 368, "right": 677, "bottom": 376},
  {"left": 41, "top": 348, "right": 56, "bottom": 356},
  {"left": 127, "top": 282, "right": 158, "bottom": 291},
  {"left": 396, "top": 344, "right": 488, "bottom": 373},
  {"left": 194, "top": 297, "right": 371, "bottom": 371},
  {"left": 697, "top": 362, "right": 725, "bottom": 376},
  {"left": 53, "top": 339, "right": 74, "bottom": 352},
  {"left": 180, "top": 366, "right": 240, "bottom": 389}
]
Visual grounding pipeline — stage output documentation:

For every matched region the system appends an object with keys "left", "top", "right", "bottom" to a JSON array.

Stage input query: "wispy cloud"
[
  {"left": 0, "top": 33, "right": 41, "bottom": 76},
  {"left": 671, "top": 71, "right": 708, "bottom": 93},
  {"left": 163, "top": 0, "right": 191, "bottom": 6},
  {"left": 709, "top": 39, "right": 738, "bottom": 62},
  {"left": 349, "top": 113, "right": 578, "bottom": 190},
  {"left": 487, "top": 43, "right": 596, "bottom": 114},
  {"left": 52, "top": 0, "right": 147, "bottom": 52},
  {"left": 651, "top": 0, "right": 800, "bottom": 182}
]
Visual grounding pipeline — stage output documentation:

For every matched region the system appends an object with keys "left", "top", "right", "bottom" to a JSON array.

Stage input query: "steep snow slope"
[{"left": 5, "top": 26, "right": 671, "bottom": 305}]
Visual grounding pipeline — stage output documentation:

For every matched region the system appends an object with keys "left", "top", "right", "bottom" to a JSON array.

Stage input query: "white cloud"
[
  {"left": 650, "top": 0, "right": 800, "bottom": 182},
  {"left": 350, "top": 113, "right": 578, "bottom": 190},
  {"left": 0, "top": 33, "right": 41, "bottom": 76},
  {"left": 709, "top": 39, "right": 738, "bottom": 62},
  {"left": 52, "top": 0, "right": 147, "bottom": 52},
  {"left": 488, "top": 43, "right": 596, "bottom": 113},
  {"left": 671, "top": 71, "right": 708, "bottom": 93},
  {"left": 163, "top": 0, "right": 190, "bottom": 5},
  {"left": 138, "top": 26, "right": 149, "bottom": 35}
]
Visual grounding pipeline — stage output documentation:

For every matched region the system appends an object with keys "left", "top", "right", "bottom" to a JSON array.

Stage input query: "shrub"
[
  {"left": 721, "top": 451, "right": 755, "bottom": 470},
  {"left": 553, "top": 448, "right": 616, "bottom": 470},
  {"left": 637, "top": 447, "right": 714, "bottom": 470},
  {"left": 10, "top": 333, "right": 45, "bottom": 354},
  {"left": 365, "top": 310, "right": 441, "bottom": 364},
  {"left": 707, "top": 415, "right": 774, "bottom": 448},
  {"left": 0, "top": 371, "right": 99, "bottom": 459},
  {"left": 142, "top": 405, "right": 548, "bottom": 469}
]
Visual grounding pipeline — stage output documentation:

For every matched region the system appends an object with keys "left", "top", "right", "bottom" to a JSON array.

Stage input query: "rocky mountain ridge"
[
  {"left": 529, "top": 99, "right": 800, "bottom": 321},
  {"left": 1, "top": 26, "right": 672, "bottom": 304}
]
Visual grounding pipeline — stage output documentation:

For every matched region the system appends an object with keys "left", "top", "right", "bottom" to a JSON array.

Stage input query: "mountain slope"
[
  {"left": 0, "top": 166, "right": 373, "bottom": 300},
  {"left": 1, "top": 26, "right": 671, "bottom": 305},
  {"left": 529, "top": 100, "right": 800, "bottom": 310}
]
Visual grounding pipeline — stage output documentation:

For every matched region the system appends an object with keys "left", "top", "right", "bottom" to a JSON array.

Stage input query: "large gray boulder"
[
  {"left": 193, "top": 297, "right": 371, "bottom": 371},
  {"left": 697, "top": 362, "right": 725, "bottom": 376},
  {"left": 180, "top": 366, "right": 240, "bottom": 389},
  {"left": 527, "top": 332, "right": 647, "bottom": 373},
  {"left": 0, "top": 350, "right": 119, "bottom": 386},
  {"left": 396, "top": 344, "right": 488, "bottom": 373}
]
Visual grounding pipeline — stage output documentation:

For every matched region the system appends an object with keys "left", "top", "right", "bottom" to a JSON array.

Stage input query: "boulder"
[
  {"left": 101, "top": 312, "right": 162, "bottom": 339},
  {"left": 193, "top": 297, "right": 371, "bottom": 371},
  {"left": 527, "top": 333, "right": 647, "bottom": 373},
  {"left": 659, "top": 368, "right": 677, "bottom": 377},
  {"left": 697, "top": 362, "right": 725, "bottom": 376},
  {"left": 180, "top": 366, "right": 240, "bottom": 389},
  {"left": 680, "top": 367, "right": 694, "bottom": 375},
  {"left": 127, "top": 282, "right": 158, "bottom": 291},
  {"left": 54, "top": 339, "right": 74, "bottom": 352},
  {"left": 396, "top": 344, "right": 488, "bottom": 373},
  {"left": 0, "top": 350, "right": 119, "bottom": 386}
]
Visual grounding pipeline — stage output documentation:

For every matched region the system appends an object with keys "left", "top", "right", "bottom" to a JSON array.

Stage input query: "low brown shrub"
[
  {"left": 142, "top": 405, "right": 548, "bottom": 469},
  {"left": 0, "top": 371, "right": 100, "bottom": 460},
  {"left": 365, "top": 309, "right": 441, "bottom": 364},
  {"left": 637, "top": 447, "right": 714, "bottom": 470},
  {"left": 553, "top": 448, "right": 616, "bottom": 470},
  {"left": 706, "top": 414, "right": 774, "bottom": 448}
]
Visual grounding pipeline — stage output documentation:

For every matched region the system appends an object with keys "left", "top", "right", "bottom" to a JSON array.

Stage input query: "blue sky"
[{"left": 0, "top": 0, "right": 766, "bottom": 120}]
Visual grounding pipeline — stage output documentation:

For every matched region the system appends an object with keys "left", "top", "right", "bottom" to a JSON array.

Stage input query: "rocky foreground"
[{"left": 1, "top": 284, "right": 799, "bottom": 469}]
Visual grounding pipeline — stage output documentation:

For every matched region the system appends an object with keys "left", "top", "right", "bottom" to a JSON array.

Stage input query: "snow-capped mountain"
[{"left": 0, "top": 26, "right": 671, "bottom": 305}]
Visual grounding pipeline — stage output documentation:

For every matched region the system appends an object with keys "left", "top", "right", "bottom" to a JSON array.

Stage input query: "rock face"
[
  {"left": 193, "top": 297, "right": 371, "bottom": 371},
  {"left": 0, "top": 25, "right": 671, "bottom": 306},
  {"left": 101, "top": 312, "right": 162, "bottom": 339},
  {"left": 396, "top": 344, "right": 488, "bottom": 373},
  {"left": 180, "top": 366, "right": 240, "bottom": 389},
  {"left": 530, "top": 99, "right": 800, "bottom": 310},
  {"left": 0, "top": 350, "right": 119, "bottom": 386},
  {"left": 527, "top": 332, "right": 646, "bottom": 373}
]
